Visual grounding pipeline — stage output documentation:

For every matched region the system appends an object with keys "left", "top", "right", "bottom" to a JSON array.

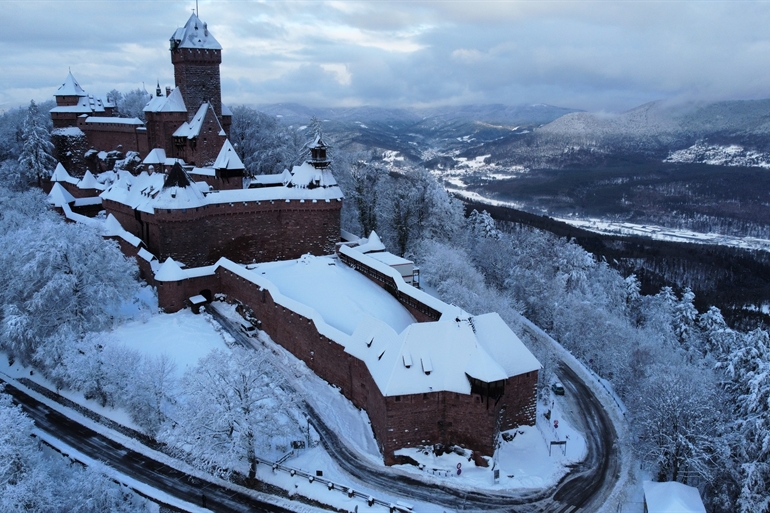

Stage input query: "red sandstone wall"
[
  {"left": 149, "top": 200, "right": 342, "bottom": 267},
  {"left": 153, "top": 263, "right": 538, "bottom": 464},
  {"left": 172, "top": 48, "right": 222, "bottom": 127},
  {"left": 80, "top": 121, "right": 145, "bottom": 154}
]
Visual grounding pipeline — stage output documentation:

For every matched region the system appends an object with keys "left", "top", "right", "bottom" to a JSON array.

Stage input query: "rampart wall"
[{"left": 104, "top": 198, "right": 342, "bottom": 268}]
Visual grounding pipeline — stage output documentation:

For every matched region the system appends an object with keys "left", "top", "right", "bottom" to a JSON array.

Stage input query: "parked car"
[{"left": 551, "top": 382, "right": 565, "bottom": 395}]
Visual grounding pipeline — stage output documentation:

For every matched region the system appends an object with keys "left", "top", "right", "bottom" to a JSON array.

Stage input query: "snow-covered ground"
[
  {"left": 446, "top": 189, "right": 770, "bottom": 253},
  {"left": 1, "top": 300, "right": 595, "bottom": 511},
  {"left": 554, "top": 216, "right": 770, "bottom": 252},
  {"left": 665, "top": 142, "right": 770, "bottom": 168}
]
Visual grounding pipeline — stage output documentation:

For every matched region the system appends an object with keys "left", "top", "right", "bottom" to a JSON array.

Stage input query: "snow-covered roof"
[
  {"left": 50, "top": 95, "right": 106, "bottom": 114},
  {"left": 50, "top": 163, "right": 78, "bottom": 185},
  {"left": 47, "top": 182, "right": 76, "bottom": 207},
  {"left": 643, "top": 481, "right": 706, "bottom": 513},
  {"left": 367, "top": 251, "right": 412, "bottom": 268},
  {"left": 173, "top": 103, "right": 210, "bottom": 139},
  {"left": 247, "top": 252, "right": 540, "bottom": 397},
  {"left": 155, "top": 258, "right": 188, "bottom": 282},
  {"left": 355, "top": 231, "right": 387, "bottom": 253},
  {"left": 51, "top": 126, "right": 85, "bottom": 137},
  {"left": 189, "top": 166, "right": 215, "bottom": 177},
  {"left": 143, "top": 148, "right": 167, "bottom": 165},
  {"left": 171, "top": 13, "right": 222, "bottom": 50},
  {"left": 222, "top": 103, "right": 232, "bottom": 116},
  {"left": 77, "top": 170, "right": 104, "bottom": 190},
  {"left": 103, "top": 214, "right": 142, "bottom": 247},
  {"left": 55, "top": 71, "right": 87, "bottom": 97},
  {"left": 144, "top": 87, "right": 186, "bottom": 113},
  {"left": 289, "top": 162, "right": 338, "bottom": 188},
  {"left": 249, "top": 173, "right": 286, "bottom": 187},
  {"left": 101, "top": 164, "right": 343, "bottom": 213},
  {"left": 84, "top": 117, "right": 144, "bottom": 125},
  {"left": 213, "top": 139, "right": 244, "bottom": 170}
]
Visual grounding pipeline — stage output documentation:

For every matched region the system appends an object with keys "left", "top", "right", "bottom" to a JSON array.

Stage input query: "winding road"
[
  {"left": 209, "top": 306, "right": 622, "bottom": 512},
  {"left": 3, "top": 306, "right": 621, "bottom": 512}
]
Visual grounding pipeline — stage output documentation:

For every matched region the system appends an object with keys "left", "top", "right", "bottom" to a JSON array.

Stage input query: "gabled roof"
[
  {"left": 643, "top": 481, "right": 706, "bottom": 513},
  {"left": 170, "top": 13, "right": 221, "bottom": 50},
  {"left": 56, "top": 71, "right": 87, "bottom": 97},
  {"left": 143, "top": 148, "right": 167, "bottom": 166},
  {"left": 213, "top": 139, "right": 245, "bottom": 170},
  {"left": 173, "top": 103, "right": 209, "bottom": 139},
  {"left": 143, "top": 87, "right": 186, "bottom": 113}
]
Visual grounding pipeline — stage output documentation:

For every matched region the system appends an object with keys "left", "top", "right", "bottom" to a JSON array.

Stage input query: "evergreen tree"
[{"left": 17, "top": 100, "right": 55, "bottom": 186}]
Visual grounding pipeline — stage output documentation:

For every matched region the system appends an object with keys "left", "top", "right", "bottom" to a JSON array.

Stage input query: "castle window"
[{"left": 395, "top": 396, "right": 401, "bottom": 402}]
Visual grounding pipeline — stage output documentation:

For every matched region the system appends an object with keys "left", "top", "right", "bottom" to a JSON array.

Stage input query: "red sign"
[{"left": 456, "top": 462, "right": 462, "bottom": 470}]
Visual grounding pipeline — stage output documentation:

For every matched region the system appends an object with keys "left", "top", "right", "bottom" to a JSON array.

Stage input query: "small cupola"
[{"left": 309, "top": 134, "right": 331, "bottom": 169}]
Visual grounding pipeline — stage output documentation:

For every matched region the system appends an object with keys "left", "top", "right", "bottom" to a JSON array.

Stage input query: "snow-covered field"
[
  {"left": 554, "top": 216, "right": 770, "bottom": 252},
  {"left": 446, "top": 189, "right": 770, "bottom": 252}
]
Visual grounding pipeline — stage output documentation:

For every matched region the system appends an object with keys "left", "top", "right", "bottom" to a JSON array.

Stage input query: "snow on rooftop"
[
  {"left": 171, "top": 13, "right": 222, "bottom": 50},
  {"left": 643, "top": 481, "right": 706, "bottom": 513},
  {"left": 51, "top": 126, "right": 85, "bottom": 137},
  {"left": 101, "top": 166, "right": 343, "bottom": 214},
  {"left": 143, "top": 148, "right": 167, "bottom": 165},
  {"left": 84, "top": 117, "right": 144, "bottom": 125},
  {"left": 47, "top": 182, "right": 76, "bottom": 207},
  {"left": 367, "top": 252, "right": 412, "bottom": 267},
  {"left": 347, "top": 311, "right": 539, "bottom": 397},
  {"left": 50, "top": 95, "right": 106, "bottom": 114},
  {"left": 246, "top": 251, "right": 539, "bottom": 397},
  {"left": 77, "top": 170, "right": 103, "bottom": 190},
  {"left": 155, "top": 258, "right": 188, "bottom": 282},
  {"left": 173, "top": 103, "right": 209, "bottom": 139},
  {"left": 143, "top": 87, "right": 186, "bottom": 113},
  {"left": 55, "top": 71, "right": 87, "bottom": 97},
  {"left": 355, "top": 231, "right": 387, "bottom": 254},
  {"left": 213, "top": 139, "right": 244, "bottom": 170},
  {"left": 50, "top": 163, "right": 78, "bottom": 184},
  {"left": 290, "top": 162, "right": 337, "bottom": 188},
  {"left": 247, "top": 254, "right": 416, "bottom": 336}
]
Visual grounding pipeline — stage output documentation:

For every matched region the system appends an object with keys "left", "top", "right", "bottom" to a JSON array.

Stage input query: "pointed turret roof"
[
  {"left": 213, "top": 139, "right": 245, "bottom": 170},
  {"left": 56, "top": 71, "right": 87, "bottom": 97},
  {"left": 170, "top": 13, "right": 221, "bottom": 50},
  {"left": 154, "top": 257, "right": 187, "bottom": 282},
  {"left": 163, "top": 162, "right": 192, "bottom": 189}
]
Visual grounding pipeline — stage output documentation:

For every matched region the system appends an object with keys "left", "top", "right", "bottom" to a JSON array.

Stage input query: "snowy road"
[
  {"left": 209, "top": 306, "right": 622, "bottom": 512},
  {"left": 0, "top": 379, "right": 299, "bottom": 513}
]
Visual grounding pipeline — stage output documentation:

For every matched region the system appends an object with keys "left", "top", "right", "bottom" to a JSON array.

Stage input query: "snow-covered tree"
[
  {"left": 162, "top": 347, "right": 299, "bottom": 479},
  {"left": 629, "top": 362, "right": 723, "bottom": 484},
  {"left": 0, "top": 217, "right": 140, "bottom": 378},
  {"left": 230, "top": 106, "right": 303, "bottom": 176},
  {"left": 17, "top": 100, "right": 55, "bottom": 186},
  {"left": 0, "top": 393, "right": 147, "bottom": 512}
]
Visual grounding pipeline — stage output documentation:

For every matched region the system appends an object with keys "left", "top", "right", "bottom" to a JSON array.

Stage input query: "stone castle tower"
[{"left": 169, "top": 14, "right": 230, "bottom": 133}]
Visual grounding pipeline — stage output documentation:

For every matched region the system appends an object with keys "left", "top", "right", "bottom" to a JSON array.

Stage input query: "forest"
[{"left": 1, "top": 100, "right": 770, "bottom": 512}]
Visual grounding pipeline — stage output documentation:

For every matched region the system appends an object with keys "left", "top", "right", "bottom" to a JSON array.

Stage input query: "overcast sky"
[{"left": 3, "top": 0, "right": 770, "bottom": 113}]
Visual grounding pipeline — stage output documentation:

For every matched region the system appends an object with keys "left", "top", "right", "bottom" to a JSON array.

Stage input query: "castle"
[
  {"left": 51, "top": 14, "right": 230, "bottom": 172},
  {"left": 47, "top": 12, "right": 540, "bottom": 466}
]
